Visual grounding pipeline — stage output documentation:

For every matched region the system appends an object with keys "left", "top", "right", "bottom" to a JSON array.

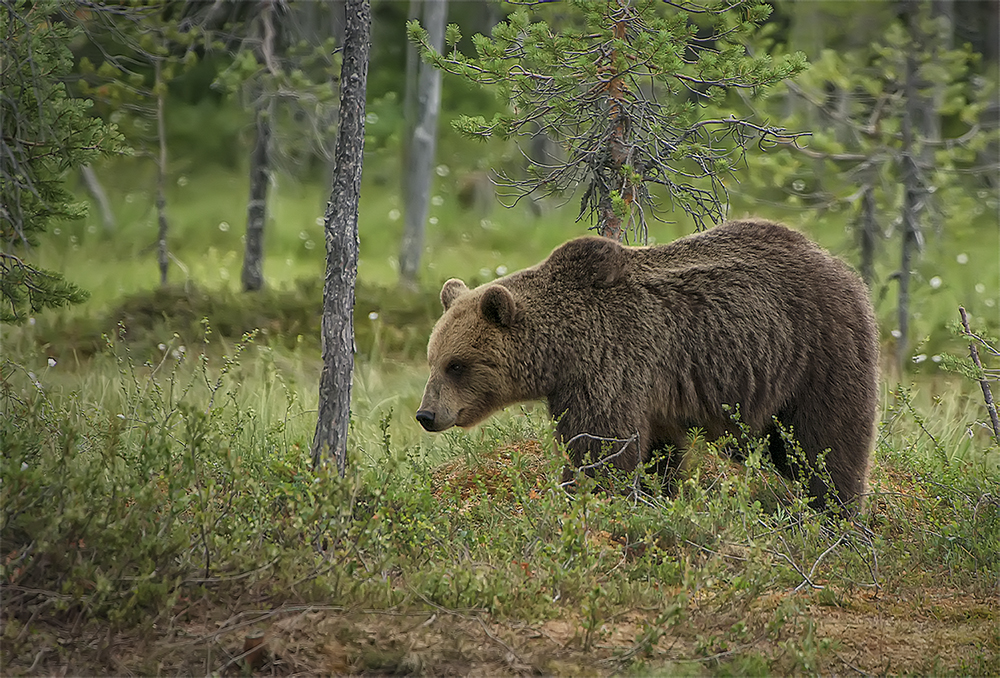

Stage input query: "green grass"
[{"left": 2, "top": 334, "right": 997, "bottom": 674}]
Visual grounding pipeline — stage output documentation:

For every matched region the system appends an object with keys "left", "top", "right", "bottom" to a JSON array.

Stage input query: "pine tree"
[
  {"left": 0, "top": 0, "right": 125, "bottom": 323},
  {"left": 409, "top": 0, "right": 806, "bottom": 241}
]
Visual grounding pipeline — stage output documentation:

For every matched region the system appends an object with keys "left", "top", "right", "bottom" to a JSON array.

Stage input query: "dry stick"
[{"left": 959, "top": 307, "right": 1000, "bottom": 443}]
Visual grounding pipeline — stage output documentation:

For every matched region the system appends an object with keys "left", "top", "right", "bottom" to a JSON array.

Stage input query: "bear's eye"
[{"left": 446, "top": 361, "right": 466, "bottom": 378}]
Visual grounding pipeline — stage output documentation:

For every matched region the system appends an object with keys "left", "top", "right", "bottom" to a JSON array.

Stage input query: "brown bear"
[{"left": 416, "top": 219, "right": 879, "bottom": 513}]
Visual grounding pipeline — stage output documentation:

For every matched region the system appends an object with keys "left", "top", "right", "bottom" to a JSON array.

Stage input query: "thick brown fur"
[{"left": 416, "top": 219, "right": 879, "bottom": 513}]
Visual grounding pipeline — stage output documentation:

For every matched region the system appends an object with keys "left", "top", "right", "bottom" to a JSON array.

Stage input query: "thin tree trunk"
[
  {"left": 399, "top": 0, "right": 447, "bottom": 288},
  {"left": 928, "top": 0, "right": 954, "bottom": 143},
  {"left": 242, "top": 0, "right": 280, "bottom": 293},
  {"left": 401, "top": 0, "right": 420, "bottom": 150},
  {"left": 242, "top": 92, "right": 271, "bottom": 292},
  {"left": 155, "top": 59, "right": 170, "bottom": 287},
  {"left": 80, "top": 165, "right": 115, "bottom": 232},
  {"left": 785, "top": 1, "right": 823, "bottom": 123},
  {"left": 312, "top": 0, "right": 370, "bottom": 474},
  {"left": 599, "top": 11, "right": 630, "bottom": 242},
  {"left": 398, "top": 0, "right": 421, "bottom": 282},
  {"left": 897, "top": 48, "right": 923, "bottom": 377},
  {"left": 959, "top": 306, "right": 1000, "bottom": 443},
  {"left": 858, "top": 176, "right": 877, "bottom": 288}
]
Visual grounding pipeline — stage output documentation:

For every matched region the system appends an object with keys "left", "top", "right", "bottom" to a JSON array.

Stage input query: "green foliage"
[
  {"left": 210, "top": 7, "right": 342, "bottom": 168},
  {"left": 740, "top": 0, "right": 999, "bottom": 370},
  {"left": 75, "top": 1, "right": 203, "bottom": 149},
  {"left": 411, "top": 0, "right": 807, "bottom": 238},
  {"left": 0, "top": 0, "right": 125, "bottom": 323}
]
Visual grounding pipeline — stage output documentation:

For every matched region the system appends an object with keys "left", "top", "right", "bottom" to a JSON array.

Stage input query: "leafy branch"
[{"left": 409, "top": 0, "right": 807, "bottom": 240}]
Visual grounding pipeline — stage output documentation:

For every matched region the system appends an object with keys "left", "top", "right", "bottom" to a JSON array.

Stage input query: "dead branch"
[
  {"left": 959, "top": 306, "right": 1000, "bottom": 443},
  {"left": 559, "top": 432, "right": 640, "bottom": 487}
]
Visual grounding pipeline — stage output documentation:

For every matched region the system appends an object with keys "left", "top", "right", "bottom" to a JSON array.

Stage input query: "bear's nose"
[{"left": 415, "top": 410, "right": 436, "bottom": 431}]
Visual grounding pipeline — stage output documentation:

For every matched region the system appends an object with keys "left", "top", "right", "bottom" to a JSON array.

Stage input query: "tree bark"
[
  {"left": 399, "top": 0, "right": 447, "bottom": 288},
  {"left": 858, "top": 174, "right": 878, "bottom": 288},
  {"left": 242, "top": 0, "right": 282, "bottom": 292},
  {"left": 242, "top": 91, "right": 271, "bottom": 292},
  {"left": 80, "top": 165, "right": 116, "bottom": 232},
  {"left": 926, "top": 0, "right": 954, "bottom": 144},
  {"left": 598, "top": 12, "right": 630, "bottom": 242},
  {"left": 155, "top": 59, "right": 170, "bottom": 287},
  {"left": 401, "top": 0, "right": 421, "bottom": 147},
  {"left": 897, "top": 47, "right": 923, "bottom": 377},
  {"left": 312, "top": 0, "right": 370, "bottom": 474}
]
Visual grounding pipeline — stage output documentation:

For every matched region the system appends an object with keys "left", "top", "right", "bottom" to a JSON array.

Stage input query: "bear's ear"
[
  {"left": 547, "top": 236, "right": 627, "bottom": 288},
  {"left": 480, "top": 285, "right": 517, "bottom": 328},
  {"left": 440, "top": 278, "right": 469, "bottom": 311}
]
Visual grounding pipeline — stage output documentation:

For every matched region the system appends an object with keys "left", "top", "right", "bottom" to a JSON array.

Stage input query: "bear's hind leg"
[{"left": 768, "top": 409, "right": 869, "bottom": 514}]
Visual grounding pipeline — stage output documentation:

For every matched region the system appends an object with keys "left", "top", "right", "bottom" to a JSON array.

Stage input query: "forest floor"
[
  {"left": 8, "top": 442, "right": 998, "bottom": 677},
  {"left": 14, "top": 562, "right": 996, "bottom": 676}
]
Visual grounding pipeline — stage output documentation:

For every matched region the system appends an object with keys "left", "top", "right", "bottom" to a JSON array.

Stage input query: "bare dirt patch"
[{"left": 41, "top": 590, "right": 984, "bottom": 676}]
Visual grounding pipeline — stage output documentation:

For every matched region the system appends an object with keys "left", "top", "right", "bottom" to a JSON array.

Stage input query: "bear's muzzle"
[{"left": 415, "top": 409, "right": 438, "bottom": 431}]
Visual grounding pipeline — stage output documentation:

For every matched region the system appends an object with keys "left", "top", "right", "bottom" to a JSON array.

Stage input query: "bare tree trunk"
[
  {"left": 858, "top": 174, "right": 878, "bottom": 288},
  {"left": 897, "top": 48, "right": 924, "bottom": 377},
  {"left": 398, "top": 0, "right": 420, "bottom": 270},
  {"left": 399, "top": 0, "right": 447, "bottom": 288},
  {"left": 312, "top": 0, "right": 370, "bottom": 474},
  {"left": 959, "top": 306, "right": 1000, "bottom": 443},
  {"left": 243, "top": 0, "right": 282, "bottom": 292},
  {"left": 598, "top": 13, "right": 630, "bottom": 242},
  {"left": 526, "top": 124, "right": 555, "bottom": 217},
  {"left": 242, "top": 92, "right": 271, "bottom": 292},
  {"left": 155, "top": 59, "right": 170, "bottom": 287},
  {"left": 80, "top": 165, "right": 115, "bottom": 232},
  {"left": 401, "top": 0, "right": 420, "bottom": 146}
]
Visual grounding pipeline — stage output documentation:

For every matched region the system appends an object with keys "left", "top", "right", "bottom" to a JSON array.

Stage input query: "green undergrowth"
[
  {"left": 6, "top": 278, "right": 451, "bottom": 364},
  {"left": 1, "top": 334, "right": 998, "bottom": 675}
]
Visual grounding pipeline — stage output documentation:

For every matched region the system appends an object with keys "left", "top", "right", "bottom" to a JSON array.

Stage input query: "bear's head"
[
  {"left": 415, "top": 236, "right": 629, "bottom": 433},
  {"left": 415, "top": 279, "right": 522, "bottom": 432}
]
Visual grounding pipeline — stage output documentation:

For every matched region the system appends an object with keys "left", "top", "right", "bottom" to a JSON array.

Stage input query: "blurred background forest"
[
  {"left": 5, "top": 0, "right": 999, "bottom": 368},
  {"left": 2, "top": 1, "right": 1000, "bottom": 674}
]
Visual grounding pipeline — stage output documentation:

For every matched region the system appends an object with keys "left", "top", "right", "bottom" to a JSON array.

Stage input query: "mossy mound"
[{"left": 30, "top": 279, "right": 444, "bottom": 361}]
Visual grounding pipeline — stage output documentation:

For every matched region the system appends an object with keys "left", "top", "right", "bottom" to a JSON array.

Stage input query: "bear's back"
[{"left": 641, "top": 219, "right": 823, "bottom": 270}]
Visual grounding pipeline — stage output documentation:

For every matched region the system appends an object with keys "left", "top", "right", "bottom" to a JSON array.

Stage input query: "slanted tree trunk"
[
  {"left": 398, "top": 0, "right": 447, "bottom": 288},
  {"left": 242, "top": 91, "right": 271, "bottom": 292},
  {"left": 80, "top": 165, "right": 115, "bottom": 232},
  {"left": 312, "top": 0, "right": 370, "bottom": 474},
  {"left": 154, "top": 59, "right": 170, "bottom": 287}
]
